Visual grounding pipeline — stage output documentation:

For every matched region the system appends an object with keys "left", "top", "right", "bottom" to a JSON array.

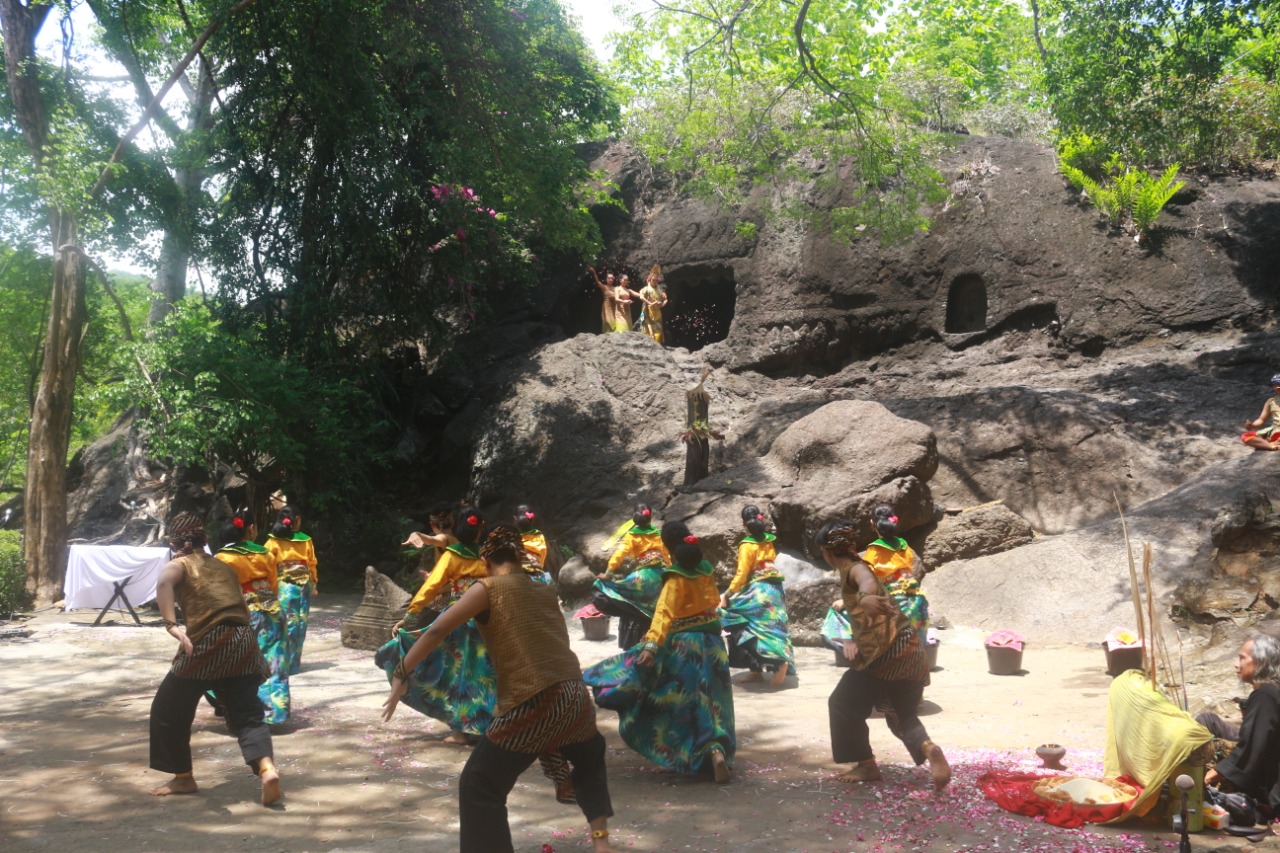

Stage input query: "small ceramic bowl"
[{"left": 1036, "top": 743, "right": 1067, "bottom": 769}]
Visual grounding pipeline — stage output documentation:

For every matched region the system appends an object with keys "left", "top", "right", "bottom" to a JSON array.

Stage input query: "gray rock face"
[{"left": 919, "top": 504, "right": 1036, "bottom": 571}]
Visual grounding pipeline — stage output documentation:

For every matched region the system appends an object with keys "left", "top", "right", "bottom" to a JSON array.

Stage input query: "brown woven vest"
[
  {"left": 478, "top": 574, "right": 583, "bottom": 716},
  {"left": 175, "top": 552, "right": 250, "bottom": 643}
]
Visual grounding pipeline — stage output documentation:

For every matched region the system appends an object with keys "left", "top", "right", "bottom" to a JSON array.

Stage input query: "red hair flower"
[
  {"left": 641, "top": 508, "right": 651, "bottom": 516},
  {"left": 684, "top": 534, "right": 698, "bottom": 543},
  {"left": 756, "top": 514, "right": 765, "bottom": 522},
  {"left": 888, "top": 515, "right": 899, "bottom": 524},
  {"left": 233, "top": 517, "right": 245, "bottom": 529},
  {"left": 467, "top": 514, "right": 479, "bottom": 525},
  {"left": 524, "top": 511, "right": 535, "bottom": 519},
  {"left": 282, "top": 517, "right": 292, "bottom": 527}
]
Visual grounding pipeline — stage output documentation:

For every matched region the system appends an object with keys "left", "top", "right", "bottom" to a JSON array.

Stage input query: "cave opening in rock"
[
  {"left": 663, "top": 265, "right": 736, "bottom": 350},
  {"left": 945, "top": 273, "right": 988, "bottom": 334}
]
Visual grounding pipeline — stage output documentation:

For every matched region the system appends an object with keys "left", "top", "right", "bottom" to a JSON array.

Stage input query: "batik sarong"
[
  {"left": 375, "top": 618, "right": 496, "bottom": 735},
  {"left": 593, "top": 566, "right": 664, "bottom": 649},
  {"left": 277, "top": 563, "right": 312, "bottom": 676},
  {"left": 582, "top": 628, "right": 735, "bottom": 775},
  {"left": 245, "top": 586, "right": 290, "bottom": 724},
  {"left": 719, "top": 579, "right": 796, "bottom": 673}
]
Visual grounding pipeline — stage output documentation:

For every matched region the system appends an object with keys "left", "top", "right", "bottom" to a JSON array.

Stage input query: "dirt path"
[{"left": 0, "top": 594, "right": 1269, "bottom": 852}]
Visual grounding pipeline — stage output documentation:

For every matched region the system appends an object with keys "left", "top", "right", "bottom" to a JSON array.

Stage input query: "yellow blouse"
[
  {"left": 406, "top": 546, "right": 486, "bottom": 615},
  {"left": 607, "top": 528, "right": 669, "bottom": 574},
  {"left": 643, "top": 568, "right": 720, "bottom": 646},
  {"left": 521, "top": 531, "right": 548, "bottom": 570},
  {"left": 862, "top": 539, "right": 917, "bottom": 585},
  {"left": 728, "top": 534, "right": 781, "bottom": 595},
  {"left": 216, "top": 541, "right": 277, "bottom": 589},
  {"left": 266, "top": 533, "right": 318, "bottom": 588}
]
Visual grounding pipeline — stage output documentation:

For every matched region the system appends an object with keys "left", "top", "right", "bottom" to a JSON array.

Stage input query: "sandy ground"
[{"left": 1, "top": 594, "right": 1272, "bottom": 853}]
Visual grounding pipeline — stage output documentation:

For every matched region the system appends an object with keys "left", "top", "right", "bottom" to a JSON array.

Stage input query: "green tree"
[
  {"left": 611, "top": 0, "right": 946, "bottom": 242},
  {"left": 1037, "top": 0, "right": 1280, "bottom": 165},
  {"left": 114, "top": 300, "right": 385, "bottom": 527}
]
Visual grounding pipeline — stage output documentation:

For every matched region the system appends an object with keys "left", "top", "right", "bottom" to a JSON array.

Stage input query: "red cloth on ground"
[{"left": 977, "top": 770, "right": 1144, "bottom": 828}]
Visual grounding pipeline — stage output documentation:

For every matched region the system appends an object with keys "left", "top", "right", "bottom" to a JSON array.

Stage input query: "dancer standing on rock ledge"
[
  {"left": 816, "top": 520, "right": 950, "bottom": 790},
  {"left": 148, "top": 512, "right": 281, "bottom": 805},
  {"left": 382, "top": 525, "right": 619, "bottom": 853}
]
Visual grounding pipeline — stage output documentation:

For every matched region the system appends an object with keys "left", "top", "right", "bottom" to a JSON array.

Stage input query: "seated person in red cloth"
[{"left": 1200, "top": 634, "right": 1280, "bottom": 818}]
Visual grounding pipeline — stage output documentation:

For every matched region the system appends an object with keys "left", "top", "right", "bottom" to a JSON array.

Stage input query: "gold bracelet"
[
  {"left": 392, "top": 661, "right": 409, "bottom": 681},
  {"left": 590, "top": 829, "right": 609, "bottom": 839}
]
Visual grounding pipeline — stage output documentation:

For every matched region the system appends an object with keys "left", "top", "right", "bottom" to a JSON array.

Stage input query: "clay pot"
[
  {"left": 1036, "top": 743, "right": 1067, "bottom": 769},
  {"left": 1103, "top": 643, "right": 1144, "bottom": 677}
]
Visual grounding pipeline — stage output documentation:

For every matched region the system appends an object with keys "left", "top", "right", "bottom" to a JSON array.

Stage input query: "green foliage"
[
  {"left": 1132, "top": 164, "right": 1187, "bottom": 233},
  {"left": 1041, "top": 0, "right": 1280, "bottom": 167},
  {"left": 203, "top": 0, "right": 620, "bottom": 363},
  {"left": 611, "top": 0, "right": 946, "bottom": 242},
  {"left": 112, "top": 301, "right": 388, "bottom": 513},
  {"left": 0, "top": 530, "right": 28, "bottom": 617},
  {"left": 734, "top": 221, "right": 759, "bottom": 242},
  {"left": 1058, "top": 142, "right": 1185, "bottom": 238}
]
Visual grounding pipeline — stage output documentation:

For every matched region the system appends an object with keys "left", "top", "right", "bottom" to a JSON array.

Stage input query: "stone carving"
[{"left": 341, "top": 566, "right": 411, "bottom": 651}]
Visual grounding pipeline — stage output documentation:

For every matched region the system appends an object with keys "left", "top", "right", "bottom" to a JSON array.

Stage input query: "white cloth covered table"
[{"left": 64, "top": 545, "right": 171, "bottom": 611}]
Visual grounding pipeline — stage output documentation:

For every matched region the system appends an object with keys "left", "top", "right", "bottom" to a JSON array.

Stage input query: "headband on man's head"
[
  {"left": 1271, "top": 373, "right": 1280, "bottom": 386},
  {"left": 480, "top": 526, "right": 525, "bottom": 561}
]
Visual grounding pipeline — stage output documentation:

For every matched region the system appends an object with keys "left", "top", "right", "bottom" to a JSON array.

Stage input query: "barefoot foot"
[
  {"left": 442, "top": 731, "right": 473, "bottom": 745},
  {"left": 710, "top": 749, "right": 731, "bottom": 784},
  {"left": 259, "top": 758, "right": 283, "bottom": 806},
  {"left": 835, "top": 760, "right": 882, "bottom": 783},
  {"left": 733, "top": 671, "right": 764, "bottom": 684},
  {"left": 769, "top": 664, "right": 789, "bottom": 686},
  {"left": 923, "top": 740, "right": 951, "bottom": 790},
  {"left": 150, "top": 774, "right": 198, "bottom": 797}
]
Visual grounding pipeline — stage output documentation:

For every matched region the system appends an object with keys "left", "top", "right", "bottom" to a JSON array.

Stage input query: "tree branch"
[{"left": 88, "top": 0, "right": 259, "bottom": 201}]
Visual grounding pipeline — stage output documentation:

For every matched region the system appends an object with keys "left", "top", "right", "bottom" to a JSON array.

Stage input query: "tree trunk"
[
  {"left": 149, "top": 63, "right": 215, "bottom": 324},
  {"left": 24, "top": 221, "right": 88, "bottom": 603}
]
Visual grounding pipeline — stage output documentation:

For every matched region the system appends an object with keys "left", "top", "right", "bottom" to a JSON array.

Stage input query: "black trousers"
[
  {"left": 150, "top": 671, "right": 272, "bottom": 774},
  {"left": 1196, "top": 711, "right": 1240, "bottom": 742},
  {"left": 458, "top": 732, "right": 613, "bottom": 853},
  {"left": 829, "top": 667, "right": 929, "bottom": 765}
]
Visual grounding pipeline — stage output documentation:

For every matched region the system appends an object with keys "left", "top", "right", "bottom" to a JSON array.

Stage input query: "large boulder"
[
  {"left": 917, "top": 503, "right": 1036, "bottom": 571},
  {"left": 926, "top": 454, "right": 1280, "bottom": 644},
  {"left": 667, "top": 400, "right": 938, "bottom": 560}
]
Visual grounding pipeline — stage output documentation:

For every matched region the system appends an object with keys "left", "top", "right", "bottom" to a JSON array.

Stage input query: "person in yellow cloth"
[
  {"left": 265, "top": 506, "right": 317, "bottom": 676},
  {"left": 589, "top": 266, "right": 636, "bottom": 333},
  {"left": 149, "top": 512, "right": 281, "bottom": 805},
  {"left": 593, "top": 504, "right": 670, "bottom": 649},
  {"left": 216, "top": 511, "right": 289, "bottom": 724},
  {"left": 584, "top": 522, "right": 735, "bottom": 783},
  {"left": 382, "top": 524, "right": 618, "bottom": 853},
  {"left": 637, "top": 265, "right": 668, "bottom": 344},
  {"left": 380, "top": 508, "right": 496, "bottom": 742},
  {"left": 514, "top": 503, "right": 551, "bottom": 583}
]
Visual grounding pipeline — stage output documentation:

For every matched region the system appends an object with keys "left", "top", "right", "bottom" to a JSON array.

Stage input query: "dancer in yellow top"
[
  {"left": 637, "top": 265, "right": 668, "bottom": 344},
  {"left": 378, "top": 508, "right": 497, "bottom": 742},
  {"left": 217, "top": 511, "right": 289, "bottom": 723},
  {"left": 594, "top": 504, "right": 670, "bottom": 649},
  {"left": 583, "top": 522, "right": 735, "bottom": 783},
  {"left": 265, "top": 506, "right": 317, "bottom": 676},
  {"left": 514, "top": 504, "right": 551, "bottom": 583},
  {"left": 719, "top": 504, "right": 794, "bottom": 686}
]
